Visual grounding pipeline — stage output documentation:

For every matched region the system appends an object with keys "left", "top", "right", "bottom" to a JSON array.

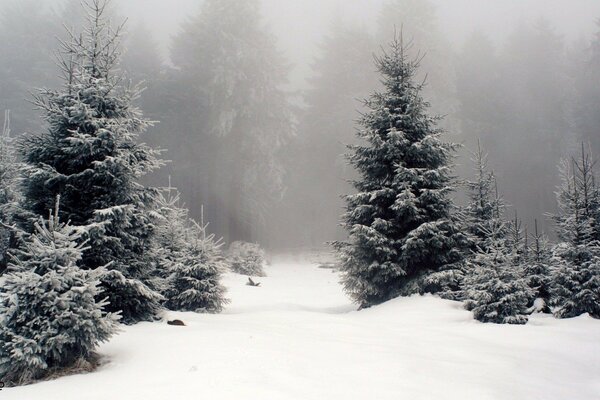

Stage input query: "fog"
[{"left": 1, "top": 0, "right": 599, "bottom": 249}]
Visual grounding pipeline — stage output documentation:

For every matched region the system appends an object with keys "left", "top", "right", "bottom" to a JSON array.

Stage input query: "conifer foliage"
[
  {"left": 0, "top": 111, "right": 23, "bottom": 272},
  {"left": 550, "top": 146, "right": 600, "bottom": 319},
  {"left": 19, "top": 0, "right": 164, "bottom": 324},
  {"left": 151, "top": 184, "right": 229, "bottom": 313},
  {"left": 227, "top": 241, "right": 267, "bottom": 277},
  {"left": 334, "top": 35, "right": 467, "bottom": 308},
  {"left": 164, "top": 219, "right": 229, "bottom": 314},
  {"left": 0, "top": 199, "right": 119, "bottom": 386},
  {"left": 463, "top": 215, "right": 534, "bottom": 324},
  {"left": 464, "top": 140, "right": 506, "bottom": 252}
]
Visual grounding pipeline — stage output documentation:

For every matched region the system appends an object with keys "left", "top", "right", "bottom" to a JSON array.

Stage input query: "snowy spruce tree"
[
  {"left": 334, "top": 36, "right": 468, "bottom": 308},
  {"left": 463, "top": 220, "right": 534, "bottom": 324},
  {"left": 20, "top": 0, "right": 164, "bottom": 324},
  {"left": 0, "top": 199, "right": 119, "bottom": 386},
  {"left": 523, "top": 220, "right": 552, "bottom": 313},
  {"left": 550, "top": 149, "right": 600, "bottom": 319},
  {"left": 464, "top": 140, "right": 507, "bottom": 252},
  {"left": 227, "top": 241, "right": 267, "bottom": 277},
  {"left": 149, "top": 181, "right": 191, "bottom": 295},
  {"left": 0, "top": 111, "right": 24, "bottom": 273},
  {"left": 165, "top": 219, "right": 228, "bottom": 313}
]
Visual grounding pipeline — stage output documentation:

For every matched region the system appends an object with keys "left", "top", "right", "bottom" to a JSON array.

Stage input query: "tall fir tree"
[
  {"left": 169, "top": 0, "right": 294, "bottom": 244},
  {"left": 550, "top": 147, "right": 600, "bottom": 318},
  {"left": 19, "top": 0, "right": 164, "bottom": 324},
  {"left": 334, "top": 36, "right": 468, "bottom": 308},
  {"left": 377, "top": 0, "right": 457, "bottom": 130},
  {"left": 0, "top": 199, "right": 119, "bottom": 386}
]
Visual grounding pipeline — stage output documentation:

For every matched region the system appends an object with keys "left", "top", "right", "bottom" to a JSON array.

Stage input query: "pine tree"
[
  {"left": 19, "top": 0, "right": 164, "bottom": 324},
  {"left": 550, "top": 148, "right": 600, "bottom": 318},
  {"left": 523, "top": 219, "right": 552, "bottom": 313},
  {"left": 507, "top": 211, "right": 527, "bottom": 266},
  {"left": 0, "top": 199, "right": 119, "bottom": 386},
  {"left": 463, "top": 239, "right": 534, "bottom": 324},
  {"left": 149, "top": 181, "right": 191, "bottom": 295},
  {"left": 334, "top": 35, "right": 468, "bottom": 308},
  {"left": 464, "top": 140, "right": 507, "bottom": 251},
  {"left": 165, "top": 219, "right": 229, "bottom": 313},
  {"left": 227, "top": 241, "right": 267, "bottom": 277},
  {"left": 463, "top": 212, "right": 533, "bottom": 324},
  {"left": 0, "top": 111, "right": 24, "bottom": 273},
  {"left": 151, "top": 183, "right": 229, "bottom": 312},
  {"left": 551, "top": 242, "right": 600, "bottom": 319}
]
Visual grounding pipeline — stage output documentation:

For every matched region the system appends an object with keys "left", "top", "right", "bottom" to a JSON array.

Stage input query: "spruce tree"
[
  {"left": 0, "top": 199, "right": 119, "bottom": 386},
  {"left": 523, "top": 220, "right": 552, "bottom": 313},
  {"left": 165, "top": 220, "right": 228, "bottom": 313},
  {"left": 550, "top": 149, "right": 600, "bottom": 319},
  {"left": 152, "top": 183, "right": 229, "bottom": 312},
  {"left": 464, "top": 140, "right": 506, "bottom": 251},
  {"left": 463, "top": 239, "right": 534, "bottom": 324},
  {"left": 334, "top": 36, "right": 468, "bottom": 308},
  {"left": 227, "top": 241, "right": 267, "bottom": 277},
  {"left": 149, "top": 181, "right": 191, "bottom": 295},
  {"left": 20, "top": 0, "right": 164, "bottom": 324}
]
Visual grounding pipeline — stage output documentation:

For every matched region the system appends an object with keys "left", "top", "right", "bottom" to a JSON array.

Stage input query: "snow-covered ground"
[{"left": 4, "top": 257, "right": 600, "bottom": 400}]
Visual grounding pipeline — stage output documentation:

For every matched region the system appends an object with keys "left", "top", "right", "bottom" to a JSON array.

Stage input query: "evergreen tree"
[
  {"left": 507, "top": 211, "right": 527, "bottom": 266},
  {"left": 523, "top": 219, "right": 552, "bottom": 313},
  {"left": 334, "top": 36, "right": 468, "bottom": 308},
  {"left": 0, "top": 199, "right": 119, "bottom": 386},
  {"left": 20, "top": 0, "right": 164, "bottom": 324},
  {"left": 551, "top": 242, "right": 600, "bottom": 319},
  {"left": 0, "top": 111, "right": 24, "bottom": 273},
  {"left": 464, "top": 140, "right": 507, "bottom": 251},
  {"left": 151, "top": 182, "right": 229, "bottom": 312},
  {"left": 227, "top": 241, "right": 267, "bottom": 277},
  {"left": 149, "top": 181, "right": 190, "bottom": 295},
  {"left": 463, "top": 237, "right": 534, "bottom": 324},
  {"left": 377, "top": 0, "right": 457, "bottom": 127},
  {"left": 169, "top": 0, "right": 294, "bottom": 244},
  {"left": 550, "top": 148, "right": 600, "bottom": 318},
  {"left": 165, "top": 220, "right": 229, "bottom": 313}
]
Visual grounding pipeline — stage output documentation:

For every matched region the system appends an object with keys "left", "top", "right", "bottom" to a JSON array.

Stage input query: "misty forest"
[{"left": 0, "top": 0, "right": 599, "bottom": 399}]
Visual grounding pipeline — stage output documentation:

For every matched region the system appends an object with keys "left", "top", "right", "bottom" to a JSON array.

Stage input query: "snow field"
[{"left": 3, "top": 257, "right": 599, "bottom": 400}]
